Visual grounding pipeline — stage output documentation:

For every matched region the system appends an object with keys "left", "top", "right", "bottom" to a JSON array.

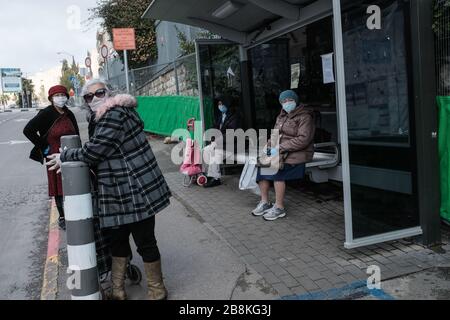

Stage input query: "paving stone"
[
  {"left": 252, "top": 263, "right": 270, "bottom": 275},
  {"left": 304, "top": 268, "right": 325, "bottom": 281},
  {"left": 315, "top": 279, "right": 334, "bottom": 291},
  {"left": 290, "top": 285, "right": 309, "bottom": 296},
  {"left": 271, "top": 283, "right": 293, "bottom": 298},
  {"left": 279, "top": 274, "right": 300, "bottom": 288},
  {"left": 298, "top": 277, "right": 320, "bottom": 291},
  {"left": 261, "top": 272, "right": 282, "bottom": 285},
  {"left": 241, "top": 254, "right": 260, "bottom": 265},
  {"left": 267, "top": 264, "right": 289, "bottom": 277}
]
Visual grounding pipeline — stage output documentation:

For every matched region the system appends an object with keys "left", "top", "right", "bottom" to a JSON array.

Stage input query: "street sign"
[
  {"left": 101, "top": 45, "right": 109, "bottom": 59},
  {"left": 1, "top": 68, "right": 22, "bottom": 77},
  {"left": 112, "top": 28, "right": 136, "bottom": 51},
  {"left": 0, "top": 68, "right": 22, "bottom": 93},
  {"left": 85, "top": 57, "right": 92, "bottom": 68}
]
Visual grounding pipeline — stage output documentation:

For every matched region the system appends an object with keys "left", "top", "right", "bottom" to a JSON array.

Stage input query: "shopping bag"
[
  {"left": 239, "top": 157, "right": 258, "bottom": 190},
  {"left": 180, "top": 138, "right": 203, "bottom": 176}
]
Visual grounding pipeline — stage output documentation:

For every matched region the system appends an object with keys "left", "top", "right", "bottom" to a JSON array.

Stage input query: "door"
[{"left": 335, "top": 0, "right": 423, "bottom": 248}]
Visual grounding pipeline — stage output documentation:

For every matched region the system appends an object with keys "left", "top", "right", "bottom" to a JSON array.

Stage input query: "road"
[{"left": 0, "top": 111, "right": 49, "bottom": 299}]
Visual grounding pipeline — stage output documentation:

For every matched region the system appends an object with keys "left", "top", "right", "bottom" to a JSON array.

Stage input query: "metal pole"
[
  {"left": 195, "top": 41, "right": 206, "bottom": 142},
  {"left": 105, "top": 58, "right": 110, "bottom": 81},
  {"left": 124, "top": 50, "right": 130, "bottom": 93},
  {"left": 332, "top": 0, "right": 354, "bottom": 249},
  {"left": 61, "top": 135, "right": 100, "bottom": 300}
]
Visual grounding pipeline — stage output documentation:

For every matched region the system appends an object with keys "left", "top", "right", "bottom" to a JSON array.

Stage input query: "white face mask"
[
  {"left": 89, "top": 96, "right": 107, "bottom": 111},
  {"left": 53, "top": 96, "right": 68, "bottom": 108}
]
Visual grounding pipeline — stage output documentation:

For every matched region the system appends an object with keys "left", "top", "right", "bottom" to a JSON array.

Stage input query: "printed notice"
[
  {"left": 321, "top": 53, "right": 335, "bottom": 84},
  {"left": 290, "top": 63, "right": 300, "bottom": 89}
]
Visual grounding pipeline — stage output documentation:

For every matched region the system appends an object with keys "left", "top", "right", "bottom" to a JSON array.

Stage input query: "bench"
[{"left": 222, "top": 142, "right": 341, "bottom": 183}]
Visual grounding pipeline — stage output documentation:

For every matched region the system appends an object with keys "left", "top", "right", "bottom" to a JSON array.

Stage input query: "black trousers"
[
  {"left": 55, "top": 196, "right": 64, "bottom": 219},
  {"left": 110, "top": 216, "right": 160, "bottom": 263}
]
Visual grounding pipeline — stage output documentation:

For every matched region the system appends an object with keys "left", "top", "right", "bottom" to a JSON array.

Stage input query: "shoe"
[
  {"left": 203, "top": 178, "right": 222, "bottom": 188},
  {"left": 263, "top": 207, "right": 287, "bottom": 221},
  {"left": 144, "top": 260, "right": 168, "bottom": 300},
  {"left": 58, "top": 217, "right": 66, "bottom": 230},
  {"left": 252, "top": 202, "right": 273, "bottom": 217},
  {"left": 110, "top": 257, "right": 128, "bottom": 300}
]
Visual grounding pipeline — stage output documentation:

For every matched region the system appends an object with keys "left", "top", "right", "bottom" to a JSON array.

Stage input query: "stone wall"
[{"left": 135, "top": 63, "right": 198, "bottom": 97}]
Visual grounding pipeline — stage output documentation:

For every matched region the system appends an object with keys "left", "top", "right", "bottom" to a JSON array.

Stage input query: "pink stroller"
[{"left": 180, "top": 119, "right": 208, "bottom": 187}]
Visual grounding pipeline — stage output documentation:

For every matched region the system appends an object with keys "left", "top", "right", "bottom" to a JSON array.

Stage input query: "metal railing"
[{"left": 108, "top": 53, "right": 198, "bottom": 97}]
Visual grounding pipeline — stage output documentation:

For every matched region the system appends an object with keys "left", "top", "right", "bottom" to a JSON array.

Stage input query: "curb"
[{"left": 40, "top": 200, "right": 61, "bottom": 300}]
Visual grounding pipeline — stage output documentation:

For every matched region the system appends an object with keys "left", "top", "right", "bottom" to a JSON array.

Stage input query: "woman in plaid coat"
[{"left": 49, "top": 79, "right": 171, "bottom": 300}]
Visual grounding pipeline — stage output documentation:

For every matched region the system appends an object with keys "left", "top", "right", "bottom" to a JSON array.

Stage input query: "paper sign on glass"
[
  {"left": 290, "top": 63, "right": 300, "bottom": 89},
  {"left": 321, "top": 53, "right": 335, "bottom": 84}
]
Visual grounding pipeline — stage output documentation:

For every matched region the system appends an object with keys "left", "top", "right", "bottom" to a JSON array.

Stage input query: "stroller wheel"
[
  {"left": 127, "top": 264, "right": 143, "bottom": 285},
  {"left": 197, "top": 175, "right": 208, "bottom": 186}
]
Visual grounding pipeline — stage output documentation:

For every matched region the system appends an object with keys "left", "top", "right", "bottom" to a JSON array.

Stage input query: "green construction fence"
[
  {"left": 437, "top": 96, "right": 450, "bottom": 223},
  {"left": 136, "top": 96, "right": 215, "bottom": 140}
]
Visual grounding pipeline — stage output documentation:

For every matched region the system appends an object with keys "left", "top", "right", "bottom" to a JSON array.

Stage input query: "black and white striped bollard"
[{"left": 61, "top": 136, "right": 100, "bottom": 300}]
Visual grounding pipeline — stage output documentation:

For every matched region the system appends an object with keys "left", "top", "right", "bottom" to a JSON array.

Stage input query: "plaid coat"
[{"left": 61, "top": 94, "right": 172, "bottom": 228}]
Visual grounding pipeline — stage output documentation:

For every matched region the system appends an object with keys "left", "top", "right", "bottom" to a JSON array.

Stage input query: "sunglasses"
[{"left": 83, "top": 88, "right": 107, "bottom": 103}]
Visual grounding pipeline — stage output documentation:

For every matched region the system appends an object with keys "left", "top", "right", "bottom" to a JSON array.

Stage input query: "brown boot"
[
  {"left": 144, "top": 260, "right": 168, "bottom": 300},
  {"left": 110, "top": 257, "right": 128, "bottom": 300}
]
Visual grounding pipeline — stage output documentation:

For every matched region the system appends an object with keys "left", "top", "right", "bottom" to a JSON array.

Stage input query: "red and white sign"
[
  {"left": 101, "top": 45, "right": 109, "bottom": 59},
  {"left": 112, "top": 28, "right": 136, "bottom": 51},
  {"left": 85, "top": 57, "right": 92, "bottom": 68}
]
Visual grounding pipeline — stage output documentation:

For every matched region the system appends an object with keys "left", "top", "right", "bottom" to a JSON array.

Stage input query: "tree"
[
  {"left": 60, "top": 59, "right": 85, "bottom": 96},
  {"left": 18, "top": 78, "right": 35, "bottom": 108},
  {"left": 175, "top": 27, "right": 218, "bottom": 56},
  {"left": 90, "top": 0, "right": 157, "bottom": 69},
  {"left": 0, "top": 94, "right": 9, "bottom": 109},
  {"left": 39, "top": 85, "right": 47, "bottom": 103}
]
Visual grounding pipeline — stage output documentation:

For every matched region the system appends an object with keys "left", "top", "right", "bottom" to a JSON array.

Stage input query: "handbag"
[
  {"left": 256, "top": 147, "right": 288, "bottom": 171},
  {"left": 239, "top": 157, "right": 258, "bottom": 190}
]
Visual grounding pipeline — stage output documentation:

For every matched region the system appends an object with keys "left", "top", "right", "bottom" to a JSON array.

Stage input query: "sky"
[{"left": 0, "top": 0, "right": 101, "bottom": 76}]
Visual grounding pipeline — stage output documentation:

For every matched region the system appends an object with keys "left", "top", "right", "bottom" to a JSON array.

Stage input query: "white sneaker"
[
  {"left": 263, "top": 207, "right": 287, "bottom": 221},
  {"left": 252, "top": 202, "right": 273, "bottom": 217}
]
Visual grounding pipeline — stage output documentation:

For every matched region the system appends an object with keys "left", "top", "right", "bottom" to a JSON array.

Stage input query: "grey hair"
[{"left": 80, "top": 78, "right": 114, "bottom": 97}]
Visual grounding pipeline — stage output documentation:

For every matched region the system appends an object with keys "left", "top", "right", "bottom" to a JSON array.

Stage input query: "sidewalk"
[
  {"left": 152, "top": 137, "right": 450, "bottom": 300},
  {"left": 46, "top": 129, "right": 450, "bottom": 300},
  {"left": 55, "top": 197, "right": 278, "bottom": 300}
]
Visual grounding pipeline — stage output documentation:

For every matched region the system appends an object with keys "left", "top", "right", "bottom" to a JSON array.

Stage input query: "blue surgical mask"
[
  {"left": 282, "top": 101, "right": 297, "bottom": 113},
  {"left": 219, "top": 105, "right": 228, "bottom": 114}
]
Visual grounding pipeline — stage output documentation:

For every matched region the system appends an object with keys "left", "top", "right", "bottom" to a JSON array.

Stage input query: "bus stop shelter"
[{"left": 143, "top": 0, "right": 441, "bottom": 249}]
